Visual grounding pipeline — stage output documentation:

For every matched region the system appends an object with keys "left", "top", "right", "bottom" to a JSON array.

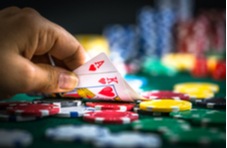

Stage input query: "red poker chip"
[
  {"left": 85, "top": 102, "right": 135, "bottom": 111},
  {"left": 6, "top": 103, "right": 60, "bottom": 117},
  {"left": 83, "top": 110, "right": 139, "bottom": 124},
  {"left": 141, "top": 91, "right": 190, "bottom": 101}
]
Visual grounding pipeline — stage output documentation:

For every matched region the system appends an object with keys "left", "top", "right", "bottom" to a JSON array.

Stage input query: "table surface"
[{"left": 0, "top": 72, "right": 225, "bottom": 148}]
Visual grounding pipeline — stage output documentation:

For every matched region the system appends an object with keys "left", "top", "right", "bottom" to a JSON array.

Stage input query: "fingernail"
[{"left": 58, "top": 72, "right": 78, "bottom": 90}]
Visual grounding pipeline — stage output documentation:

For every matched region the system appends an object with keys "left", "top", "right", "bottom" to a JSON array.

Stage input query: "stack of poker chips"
[
  {"left": 176, "top": 10, "right": 226, "bottom": 56},
  {"left": 137, "top": 0, "right": 177, "bottom": 59},
  {"left": 103, "top": 25, "right": 139, "bottom": 62},
  {"left": 137, "top": 6, "right": 157, "bottom": 59},
  {"left": 103, "top": 25, "right": 140, "bottom": 75}
]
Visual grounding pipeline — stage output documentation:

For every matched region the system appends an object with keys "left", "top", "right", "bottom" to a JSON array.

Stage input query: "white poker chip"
[
  {"left": 55, "top": 106, "right": 96, "bottom": 118},
  {"left": 0, "top": 129, "right": 33, "bottom": 147},
  {"left": 46, "top": 125, "right": 110, "bottom": 142},
  {"left": 94, "top": 131, "right": 162, "bottom": 148}
]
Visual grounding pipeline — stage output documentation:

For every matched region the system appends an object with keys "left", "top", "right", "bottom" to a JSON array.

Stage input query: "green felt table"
[{"left": 0, "top": 72, "right": 225, "bottom": 148}]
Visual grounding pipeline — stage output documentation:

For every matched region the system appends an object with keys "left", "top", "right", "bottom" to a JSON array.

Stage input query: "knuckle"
[
  {"left": 18, "top": 8, "right": 40, "bottom": 27},
  {"left": 21, "top": 7, "right": 39, "bottom": 15},
  {"left": 4, "top": 6, "right": 20, "bottom": 11}
]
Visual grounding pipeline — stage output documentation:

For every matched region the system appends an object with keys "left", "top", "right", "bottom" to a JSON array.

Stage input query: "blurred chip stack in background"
[
  {"left": 72, "top": 0, "right": 225, "bottom": 81},
  {"left": 98, "top": 0, "right": 226, "bottom": 81},
  {"left": 175, "top": 9, "right": 226, "bottom": 80},
  {"left": 103, "top": 25, "right": 140, "bottom": 76}
]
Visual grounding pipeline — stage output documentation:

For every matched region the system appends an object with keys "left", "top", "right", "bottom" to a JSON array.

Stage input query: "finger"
[
  {"left": 31, "top": 54, "right": 68, "bottom": 70},
  {"left": 32, "top": 63, "right": 78, "bottom": 93},
  {"left": 35, "top": 20, "right": 87, "bottom": 70},
  {"left": 1, "top": 54, "right": 78, "bottom": 94}
]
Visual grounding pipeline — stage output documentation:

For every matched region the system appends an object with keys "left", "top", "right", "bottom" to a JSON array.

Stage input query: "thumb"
[{"left": 34, "top": 63, "right": 78, "bottom": 93}]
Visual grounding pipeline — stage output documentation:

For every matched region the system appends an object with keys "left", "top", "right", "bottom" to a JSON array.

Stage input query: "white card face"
[{"left": 73, "top": 53, "right": 117, "bottom": 75}]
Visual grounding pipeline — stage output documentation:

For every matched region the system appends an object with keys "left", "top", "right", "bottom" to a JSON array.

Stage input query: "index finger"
[
  {"left": 49, "top": 24, "right": 87, "bottom": 69},
  {"left": 35, "top": 17, "right": 87, "bottom": 70}
]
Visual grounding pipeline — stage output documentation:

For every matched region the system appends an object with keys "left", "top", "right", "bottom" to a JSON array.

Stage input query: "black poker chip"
[
  {"left": 33, "top": 98, "right": 82, "bottom": 108},
  {"left": 194, "top": 97, "right": 226, "bottom": 110}
]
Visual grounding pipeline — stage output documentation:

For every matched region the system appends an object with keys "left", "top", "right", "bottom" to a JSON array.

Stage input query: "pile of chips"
[{"left": 0, "top": 81, "right": 225, "bottom": 147}]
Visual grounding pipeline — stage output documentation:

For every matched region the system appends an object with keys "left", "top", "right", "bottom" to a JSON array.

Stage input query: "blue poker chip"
[
  {"left": 55, "top": 106, "right": 96, "bottom": 118},
  {"left": 103, "top": 24, "right": 139, "bottom": 62}
]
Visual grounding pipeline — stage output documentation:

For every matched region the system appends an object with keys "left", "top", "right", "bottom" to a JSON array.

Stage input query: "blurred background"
[{"left": 0, "top": 0, "right": 226, "bottom": 91}]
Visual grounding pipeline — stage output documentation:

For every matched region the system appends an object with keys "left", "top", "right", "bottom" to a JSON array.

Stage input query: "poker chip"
[
  {"left": 0, "top": 101, "right": 31, "bottom": 110},
  {"left": 174, "top": 82, "right": 219, "bottom": 93},
  {"left": 6, "top": 103, "right": 60, "bottom": 117},
  {"left": 194, "top": 97, "right": 226, "bottom": 109},
  {"left": 33, "top": 98, "right": 82, "bottom": 108},
  {"left": 46, "top": 125, "right": 110, "bottom": 142},
  {"left": 170, "top": 108, "right": 210, "bottom": 120},
  {"left": 132, "top": 118, "right": 191, "bottom": 133},
  {"left": 83, "top": 110, "right": 139, "bottom": 124},
  {"left": 133, "top": 107, "right": 170, "bottom": 117},
  {"left": 85, "top": 102, "right": 135, "bottom": 111},
  {"left": 94, "top": 132, "right": 162, "bottom": 148},
  {"left": 140, "top": 90, "right": 190, "bottom": 100},
  {"left": 170, "top": 109, "right": 226, "bottom": 126},
  {"left": 139, "top": 99, "right": 192, "bottom": 112},
  {"left": 0, "top": 111, "right": 40, "bottom": 122},
  {"left": 186, "top": 91, "right": 215, "bottom": 99},
  {"left": 193, "top": 110, "right": 226, "bottom": 126},
  {"left": 164, "top": 128, "right": 225, "bottom": 145},
  {"left": 0, "top": 129, "right": 32, "bottom": 147},
  {"left": 55, "top": 106, "right": 96, "bottom": 118}
]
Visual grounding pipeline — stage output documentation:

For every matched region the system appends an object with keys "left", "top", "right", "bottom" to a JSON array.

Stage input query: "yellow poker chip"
[
  {"left": 75, "top": 34, "right": 110, "bottom": 56},
  {"left": 139, "top": 99, "right": 192, "bottom": 113},
  {"left": 185, "top": 91, "right": 215, "bottom": 99},
  {"left": 174, "top": 82, "right": 219, "bottom": 93},
  {"left": 162, "top": 53, "right": 195, "bottom": 71}
]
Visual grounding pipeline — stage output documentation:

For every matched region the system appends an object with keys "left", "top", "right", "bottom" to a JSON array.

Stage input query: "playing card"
[
  {"left": 63, "top": 52, "right": 142, "bottom": 102},
  {"left": 74, "top": 53, "right": 117, "bottom": 75}
]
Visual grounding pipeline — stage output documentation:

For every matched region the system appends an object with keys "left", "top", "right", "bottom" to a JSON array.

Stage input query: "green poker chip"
[
  {"left": 193, "top": 111, "right": 226, "bottom": 126},
  {"left": 164, "top": 128, "right": 226, "bottom": 145},
  {"left": 170, "top": 108, "right": 226, "bottom": 126},
  {"left": 132, "top": 118, "right": 191, "bottom": 133}
]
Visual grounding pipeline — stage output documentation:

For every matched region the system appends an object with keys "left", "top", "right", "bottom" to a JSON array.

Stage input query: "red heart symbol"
[
  {"left": 89, "top": 64, "right": 96, "bottom": 71},
  {"left": 98, "top": 86, "right": 115, "bottom": 97},
  {"left": 98, "top": 78, "right": 106, "bottom": 84}
]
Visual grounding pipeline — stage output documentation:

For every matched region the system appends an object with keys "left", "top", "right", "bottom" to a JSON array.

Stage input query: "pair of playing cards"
[{"left": 62, "top": 53, "right": 141, "bottom": 102}]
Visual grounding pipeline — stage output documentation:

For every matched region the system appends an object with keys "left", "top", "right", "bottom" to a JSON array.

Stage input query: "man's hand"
[{"left": 0, "top": 7, "right": 87, "bottom": 98}]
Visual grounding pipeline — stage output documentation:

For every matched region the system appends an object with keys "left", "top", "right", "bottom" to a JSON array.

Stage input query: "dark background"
[{"left": 0, "top": 0, "right": 225, "bottom": 34}]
